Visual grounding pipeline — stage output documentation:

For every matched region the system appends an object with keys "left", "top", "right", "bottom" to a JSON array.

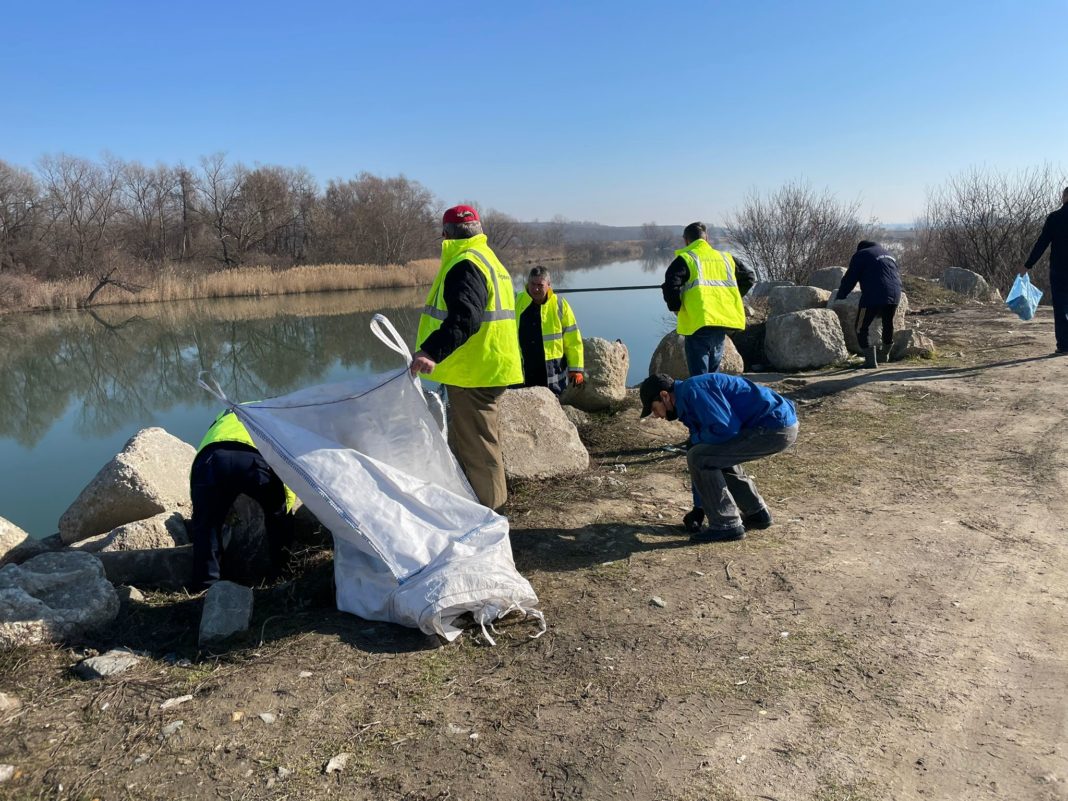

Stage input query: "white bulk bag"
[{"left": 198, "top": 315, "right": 544, "bottom": 643}]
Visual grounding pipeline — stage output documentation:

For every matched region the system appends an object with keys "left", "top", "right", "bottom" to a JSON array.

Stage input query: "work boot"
[
  {"left": 743, "top": 507, "right": 774, "bottom": 530},
  {"left": 691, "top": 523, "right": 746, "bottom": 543},
  {"left": 862, "top": 344, "right": 878, "bottom": 369}
]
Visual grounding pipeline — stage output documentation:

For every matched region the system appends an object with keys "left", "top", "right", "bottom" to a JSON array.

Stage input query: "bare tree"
[
  {"left": 0, "top": 160, "right": 42, "bottom": 272},
  {"left": 919, "top": 164, "right": 1066, "bottom": 290},
  {"left": 641, "top": 221, "right": 675, "bottom": 253},
  {"left": 724, "top": 181, "right": 864, "bottom": 282}
]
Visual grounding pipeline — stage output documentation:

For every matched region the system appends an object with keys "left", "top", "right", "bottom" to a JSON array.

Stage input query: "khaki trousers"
[{"left": 446, "top": 385, "right": 507, "bottom": 510}]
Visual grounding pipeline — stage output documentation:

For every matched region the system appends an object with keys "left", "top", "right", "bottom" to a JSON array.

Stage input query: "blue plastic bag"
[{"left": 1006, "top": 273, "right": 1043, "bottom": 321}]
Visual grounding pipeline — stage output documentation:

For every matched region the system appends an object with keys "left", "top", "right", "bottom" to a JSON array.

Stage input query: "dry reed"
[{"left": 0, "top": 260, "right": 441, "bottom": 314}]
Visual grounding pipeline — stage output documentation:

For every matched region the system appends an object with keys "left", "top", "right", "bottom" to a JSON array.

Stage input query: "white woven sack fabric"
[{"left": 199, "top": 315, "right": 544, "bottom": 642}]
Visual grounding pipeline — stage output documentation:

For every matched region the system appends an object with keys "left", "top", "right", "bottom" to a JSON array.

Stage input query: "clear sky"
[{"left": 2, "top": 0, "right": 1065, "bottom": 226}]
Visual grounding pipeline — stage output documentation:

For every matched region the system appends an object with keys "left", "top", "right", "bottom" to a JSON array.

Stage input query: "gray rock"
[
  {"left": 765, "top": 309, "right": 850, "bottom": 371},
  {"left": 768, "top": 286, "right": 832, "bottom": 318},
  {"left": 560, "top": 337, "right": 629, "bottom": 412},
  {"left": 805, "top": 266, "right": 847, "bottom": 292},
  {"left": 0, "top": 551, "right": 119, "bottom": 648},
  {"left": 890, "top": 329, "right": 936, "bottom": 361},
  {"left": 561, "top": 406, "right": 591, "bottom": 427},
  {"left": 74, "top": 648, "right": 141, "bottom": 679},
  {"left": 647, "top": 332, "right": 745, "bottom": 378},
  {"left": 746, "top": 280, "right": 795, "bottom": 299},
  {"left": 0, "top": 765, "right": 13, "bottom": 783},
  {"left": 941, "top": 266, "right": 992, "bottom": 299},
  {"left": 75, "top": 512, "right": 189, "bottom": 554},
  {"left": 59, "top": 428, "right": 196, "bottom": 544},
  {"left": 199, "top": 581, "right": 253, "bottom": 645},
  {"left": 95, "top": 545, "right": 194, "bottom": 591},
  {"left": 499, "top": 387, "right": 589, "bottom": 480},
  {"left": 827, "top": 291, "right": 910, "bottom": 354},
  {"left": 0, "top": 518, "right": 31, "bottom": 566},
  {"left": 0, "top": 534, "right": 62, "bottom": 567}
]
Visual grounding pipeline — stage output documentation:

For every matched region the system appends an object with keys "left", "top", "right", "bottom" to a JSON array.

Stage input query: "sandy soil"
[{"left": 1, "top": 299, "right": 1066, "bottom": 801}]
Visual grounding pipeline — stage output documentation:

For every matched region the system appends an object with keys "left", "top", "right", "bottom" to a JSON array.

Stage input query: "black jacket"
[
  {"left": 416, "top": 259, "right": 487, "bottom": 363},
  {"left": 662, "top": 249, "right": 756, "bottom": 313},
  {"left": 1025, "top": 204, "right": 1068, "bottom": 273},
  {"left": 837, "top": 244, "right": 902, "bottom": 307}
]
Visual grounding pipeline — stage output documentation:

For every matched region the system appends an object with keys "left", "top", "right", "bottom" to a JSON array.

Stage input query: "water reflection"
[{"left": 0, "top": 287, "right": 427, "bottom": 447}]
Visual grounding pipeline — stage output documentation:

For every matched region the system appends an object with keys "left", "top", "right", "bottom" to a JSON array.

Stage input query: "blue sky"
[{"left": 2, "top": 0, "right": 1065, "bottom": 226}]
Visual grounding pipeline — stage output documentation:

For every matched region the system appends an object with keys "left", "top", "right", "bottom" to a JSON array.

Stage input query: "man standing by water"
[
  {"left": 515, "top": 266, "right": 585, "bottom": 395},
  {"left": 1020, "top": 187, "right": 1068, "bottom": 355},
  {"left": 411, "top": 205, "right": 523, "bottom": 511},
  {"left": 835, "top": 240, "right": 902, "bottom": 369},
  {"left": 661, "top": 222, "right": 755, "bottom": 375}
]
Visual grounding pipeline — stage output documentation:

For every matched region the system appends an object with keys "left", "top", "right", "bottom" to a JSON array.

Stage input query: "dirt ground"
[{"left": 2, "top": 296, "right": 1067, "bottom": 801}]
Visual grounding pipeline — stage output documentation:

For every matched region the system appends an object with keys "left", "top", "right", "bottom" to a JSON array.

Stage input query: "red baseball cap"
[{"left": 442, "top": 205, "right": 480, "bottom": 225}]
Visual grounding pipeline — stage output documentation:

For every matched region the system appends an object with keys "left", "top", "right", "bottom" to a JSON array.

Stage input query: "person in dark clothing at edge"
[
  {"left": 190, "top": 409, "right": 297, "bottom": 591},
  {"left": 640, "top": 372, "right": 797, "bottom": 542},
  {"left": 411, "top": 205, "right": 523, "bottom": 511},
  {"left": 835, "top": 240, "right": 903, "bottom": 369},
  {"left": 1020, "top": 187, "right": 1068, "bottom": 355},
  {"left": 515, "top": 265, "right": 585, "bottom": 395},
  {"left": 662, "top": 222, "right": 756, "bottom": 376}
]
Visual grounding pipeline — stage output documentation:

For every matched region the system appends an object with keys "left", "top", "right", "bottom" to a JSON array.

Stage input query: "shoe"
[
  {"left": 862, "top": 345, "right": 878, "bottom": 369},
  {"left": 1052, "top": 349, "right": 1068, "bottom": 357},
  {"left": 690, "top": 524, "right": 746, "bottom": 543},
  {"left": 743, "top": 508, "right": 773, "bottom": 530},
  {"left": 878, "top": 342, "right": 894, "bottom": 363},
  {"left": 682, "top": 508, "right": 705, "bottom": 533}
]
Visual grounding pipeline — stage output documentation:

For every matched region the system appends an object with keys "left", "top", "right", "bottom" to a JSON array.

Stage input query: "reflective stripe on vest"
[
  {"left": 416, "top": 236, "right": 523, "bottom": 388},
  {"left": 675, "top": 239, "right": 747, "bottom": 335}
]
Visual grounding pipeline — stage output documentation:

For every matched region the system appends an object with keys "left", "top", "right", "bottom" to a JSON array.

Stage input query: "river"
[{"left": 0, "top": 256, "right": 679, "bottom": 537}]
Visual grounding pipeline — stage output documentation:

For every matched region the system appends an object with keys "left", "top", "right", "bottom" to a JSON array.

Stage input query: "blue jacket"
[
  {"left": 674, "top": 374, "right": 797, "bottom": 446},
  {"left": 837, "top": 244, "right": 902, "bottom": 307}
]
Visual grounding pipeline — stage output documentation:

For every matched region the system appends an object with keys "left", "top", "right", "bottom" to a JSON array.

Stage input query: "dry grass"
[{"left": 0, "top": 259, "right": 440, "bottom": 314}]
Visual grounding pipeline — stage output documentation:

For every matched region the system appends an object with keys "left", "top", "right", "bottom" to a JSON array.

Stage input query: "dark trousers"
[
  {"left": 189, "top": 443, "right": 293, "bottom": 590},
  {"left": 856, "top": 304, "right": 897, "bottom": 349},
  {"left": 1051, "top": 271, "right": 1068, "bottom": 352}
]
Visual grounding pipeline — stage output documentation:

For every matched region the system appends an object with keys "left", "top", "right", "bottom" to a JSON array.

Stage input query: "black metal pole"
[{"left": 554, "top": 284, "right": 661, "bottom": 294}]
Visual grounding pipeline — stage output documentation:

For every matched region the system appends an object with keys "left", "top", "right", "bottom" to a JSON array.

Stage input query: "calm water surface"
[{"left": 0, "top": 257, "right": 677, "bottom": 536}]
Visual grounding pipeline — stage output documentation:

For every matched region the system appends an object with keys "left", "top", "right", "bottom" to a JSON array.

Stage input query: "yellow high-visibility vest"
[
  {"left": 416, "top": 235, "right": 523, "bottom": 387},
  {"left": 515, "top": 288, "right": 584, "bottom": 372},
  {"left": 197, "top": 410, "right": 296, "bottom": 512},
  {"left": 675, "top": 239, "right": 747, "bottom": 335}
]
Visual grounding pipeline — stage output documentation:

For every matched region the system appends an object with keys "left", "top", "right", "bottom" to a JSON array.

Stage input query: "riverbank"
[
  {"left": 0, "top": 260, "right": 441, "bottom": 315},
  {"left": 1, "top": 300, "right": 1065, "bottom": 800}
]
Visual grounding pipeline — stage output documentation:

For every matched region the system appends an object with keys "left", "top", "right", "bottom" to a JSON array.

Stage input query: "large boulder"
[
  {"left": 768, "top": 286, "right": 832, "bottom": 318},
  {"left": 94, "top": 546, "right": 194, "bottom": 591},
  {"left": 59, "top": 428, "right": 196, "bottom": 545},
  {"left": 647, "top": 333, "right": 744, "bottom": 377},
  {"left": 0, "top": 551, "right": 119, "bottom": 648},
  {"left": 806, "top": 266, "right": 847, "bottom": 292},
  {"left": 746, "top": 280, "right": 795, "bottom": 299},
  {"left": 560, "top": 337, "right": 628, "bottom": 412},
  {"left": 765, "top": 309, "right": 849, "bottom": 371},
  {"left": 75, "top": 512, "right": 189, "bottom": 554},
  {"left": 827, "top": 291, "right": 910, "bottom": 354},
  {"left": 890, "top": 329, "right": 936, "bottom": 361},
  {"left": 498, "top": 387, "right": 589, "bottom": 480},
  {"left": 0, "top": 518, "right": 31, "bottom": 565},
  {"left": 941, "top": 267, "right": 992, "bottom": 299}
]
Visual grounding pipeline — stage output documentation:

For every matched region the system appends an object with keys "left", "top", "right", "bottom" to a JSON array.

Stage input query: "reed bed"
[{"left": 0, "top": 260, "right": 440, "bottom": 314}]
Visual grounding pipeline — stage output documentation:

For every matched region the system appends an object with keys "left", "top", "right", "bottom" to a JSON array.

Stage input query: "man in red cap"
[{"left": 411, "top": 205, "right": 523, "bottom": 510}]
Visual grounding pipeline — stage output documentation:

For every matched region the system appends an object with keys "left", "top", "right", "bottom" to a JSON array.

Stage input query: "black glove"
[{"left": 682, "top": 508, "right": 705, "bottom": 533}]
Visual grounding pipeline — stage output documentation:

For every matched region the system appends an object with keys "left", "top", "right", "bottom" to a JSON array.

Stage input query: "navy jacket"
[
  {"left": 836, "top": 245, "right": 902, "bottom": 307},
  {"left": 674, "top": 374, "right": 797, "bottom": 446},
  {"left": 1025, "top": 204, "right": 1068, "bottom": 273}
]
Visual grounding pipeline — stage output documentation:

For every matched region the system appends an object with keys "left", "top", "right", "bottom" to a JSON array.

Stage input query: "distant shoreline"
[{"left": 0, "top": 242, "right": 648, "bottom": 316}]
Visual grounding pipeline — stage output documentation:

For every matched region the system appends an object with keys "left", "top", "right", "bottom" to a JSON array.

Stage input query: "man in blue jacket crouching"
[{"left": 640, "top": 372, "right": 798, "bottom": 542}]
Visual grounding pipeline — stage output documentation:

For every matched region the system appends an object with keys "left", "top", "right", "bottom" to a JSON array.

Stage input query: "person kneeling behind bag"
[
  {"left": 189, "top": 409, "right": 297, "bottom": 591},
  {"left": 640, "top": 372, "right": 798, "bottom": 542}
]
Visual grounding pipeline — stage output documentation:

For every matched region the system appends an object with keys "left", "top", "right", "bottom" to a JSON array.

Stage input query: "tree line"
[{"left": 0, "top": 154, "right": 547, "bottom": 280}]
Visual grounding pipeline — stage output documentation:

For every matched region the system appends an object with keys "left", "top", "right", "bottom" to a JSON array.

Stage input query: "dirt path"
[{"left": 1, "top": 304, "right": 1067, "bottom": 801}]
